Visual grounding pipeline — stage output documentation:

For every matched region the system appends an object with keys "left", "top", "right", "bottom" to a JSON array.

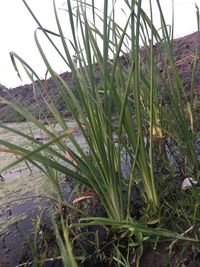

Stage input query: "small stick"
[{"left": 0, "top": 174, "right": 4, "bottom": 181}]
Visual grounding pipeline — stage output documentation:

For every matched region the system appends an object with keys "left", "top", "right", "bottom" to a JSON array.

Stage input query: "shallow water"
[{"left": 0, "top": 121, "right": 79, "bottom": 266}]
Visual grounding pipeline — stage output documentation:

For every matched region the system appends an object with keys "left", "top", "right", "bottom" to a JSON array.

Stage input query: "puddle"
[
  {"left": 1, "top": 170, "right": 24, "bottom": 182},
  {"left": 0, "top": 120, "right": 77, "bottom": 266}
]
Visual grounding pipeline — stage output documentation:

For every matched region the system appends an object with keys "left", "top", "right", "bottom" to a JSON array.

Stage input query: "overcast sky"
[{"left": 0, "top": 0, "right": 200, "bottom": 88}]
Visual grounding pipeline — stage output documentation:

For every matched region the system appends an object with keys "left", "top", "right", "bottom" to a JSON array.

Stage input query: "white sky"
[{"left": 0, "top": 0, "right": 200, "bottom": 88}]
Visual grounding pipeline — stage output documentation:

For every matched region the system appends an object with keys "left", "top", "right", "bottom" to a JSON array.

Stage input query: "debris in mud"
[
  {"left": 0, "top": 174, "right": 4, "bottom": 181},
  {"left": 181, "top": 177, "right": 199, "bottom": 191},
  {"left": 34, "top": 133, "right": 49, "bottom": 141}
]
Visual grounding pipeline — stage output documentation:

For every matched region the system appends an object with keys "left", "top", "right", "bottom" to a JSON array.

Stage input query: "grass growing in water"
[{"left": 1, "top": 0, "right": 200, "bottom": 266}]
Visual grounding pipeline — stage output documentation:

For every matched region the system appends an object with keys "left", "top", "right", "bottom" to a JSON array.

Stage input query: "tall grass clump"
[
  {"left": 1, "top": 0, "right": 161, "bottom": 220},
  {"left": 0, "top": 0, "right": 199, "bottom": 265}
]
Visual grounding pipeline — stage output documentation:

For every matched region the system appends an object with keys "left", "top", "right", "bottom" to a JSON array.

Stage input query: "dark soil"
[
  {"left": 1, "top": 31, "right": 200, "bottom": 123},
  {"left": 0, "top": 71, "right": 76, "bottom": 122}
]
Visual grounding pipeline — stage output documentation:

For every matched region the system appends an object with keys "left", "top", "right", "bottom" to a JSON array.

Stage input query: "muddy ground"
[{"left": 0, "top": 121, "right": 85, "bottom": 266}]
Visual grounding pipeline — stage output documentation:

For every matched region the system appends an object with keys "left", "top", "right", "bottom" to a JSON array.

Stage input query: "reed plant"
[{"left": 0, "top": 0, "right": 199, "bottom": 265}]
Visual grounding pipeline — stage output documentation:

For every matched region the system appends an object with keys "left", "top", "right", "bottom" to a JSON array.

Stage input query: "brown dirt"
[{"left": 1, "top": 31, "right": 200, "bottom": 123}]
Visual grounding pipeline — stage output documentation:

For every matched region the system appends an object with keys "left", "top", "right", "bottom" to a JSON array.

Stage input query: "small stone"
[{"left": 181, "top": 177, "right": 198, "bottom": 191}]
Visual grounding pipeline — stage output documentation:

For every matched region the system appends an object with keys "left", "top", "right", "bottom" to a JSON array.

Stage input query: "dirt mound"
[
  {"left": 0, "top": 71, "right": 76, "bottom": 122},
  {"left": 1, "top": 31, "right": 200, "bottom": 122}
]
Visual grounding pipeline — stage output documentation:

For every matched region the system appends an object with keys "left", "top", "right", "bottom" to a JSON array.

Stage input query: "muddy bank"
[
  {"left": 0, "top": 121, "right": 81, "bottom": 266},
  {"left": 0, "top": 71, "right": 75, "bottom": 123},
  {"left": 1, "top": 32, "right": 200, "bottom": 123}
]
